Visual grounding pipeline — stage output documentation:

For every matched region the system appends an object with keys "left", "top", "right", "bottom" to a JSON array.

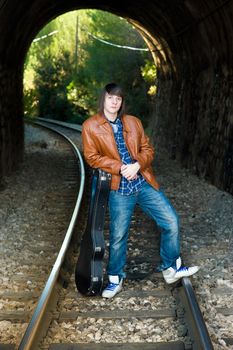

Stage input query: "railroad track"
[
  {"left": 0, "top": 119, "right": 215, "bottom": 350},
  {"left": 40, "top": 207, "right": 213, "bottom": 350},
  {"left": 0, "top": 120, "right": 85, "bottom": 350}
]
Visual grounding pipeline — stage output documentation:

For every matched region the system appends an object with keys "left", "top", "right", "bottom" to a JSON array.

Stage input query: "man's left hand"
[{"left": 120, "top": 162, "right": 141, "bottom": 180}]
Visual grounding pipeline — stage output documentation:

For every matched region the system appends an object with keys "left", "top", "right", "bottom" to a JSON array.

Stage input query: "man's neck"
[{"left": 104, "top": 111, "right": 118, "bottom": 122}]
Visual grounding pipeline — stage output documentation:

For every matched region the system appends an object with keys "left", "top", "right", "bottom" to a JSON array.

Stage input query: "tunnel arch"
[{"left": 0, "top": 1, "right": 232, "bottom": 194}]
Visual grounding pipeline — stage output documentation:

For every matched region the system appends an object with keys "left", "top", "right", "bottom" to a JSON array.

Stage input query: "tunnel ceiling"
[
  {"left": 0, "top": 0, "right": 233, "bottom": 194},
  {"left": 0, "top": 0, "right": 232, "bottom": 76}
]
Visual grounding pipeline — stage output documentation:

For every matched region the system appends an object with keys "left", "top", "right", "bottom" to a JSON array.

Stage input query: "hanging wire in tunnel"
[
  {"left": 85, "top": 29, "right": 149, "bottom": 51},
  {"left": 32, "top": 27, "right": 149, "bottom": 51},
  {"left": 33, "top": 30, "right": 58, "bottom": 43}
]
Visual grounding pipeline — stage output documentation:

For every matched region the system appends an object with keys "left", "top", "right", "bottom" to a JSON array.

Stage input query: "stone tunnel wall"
[
  {"left": 178, "top": 67, "right": 233, "bottom": 194},
  {"left": 150, "top": 66, "right": 233, "bottom": 195},
  {"left": 0, "top": 0, "right": 232, "bottom": 196},
  {"left": 146, "top": 1, "right": 233, "bottom": 196},
  {"left": 0, "top": 65, "right": 24, "bottom": 178}
]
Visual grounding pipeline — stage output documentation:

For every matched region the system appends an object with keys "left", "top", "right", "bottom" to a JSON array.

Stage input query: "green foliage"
[
  {"left": 24, "top": 9, "right": 156, "bottom": 125},
  {"left": 24, "top": 88, "right": 39, "bottom": 117},
  {"left": 76, "top": 10, "right": 152, "bottom": 120},
  {"left": 141, "top": 60, "right": 157, "bottom": 83},
  {"left": 141, "top": 60, "right": 157, "bottom": 97},
  {"left": 35, "top": 51, "right": 72, "bottom": 120}
]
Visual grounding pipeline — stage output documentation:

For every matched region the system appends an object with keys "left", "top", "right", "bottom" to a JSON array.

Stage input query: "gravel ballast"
[{"left": 0, "top": 124, "right": 232, "bottom": 349}]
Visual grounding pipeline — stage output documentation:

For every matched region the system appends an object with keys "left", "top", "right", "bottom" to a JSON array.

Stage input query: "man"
[{"left": 82, "top": 83, "right": 199, "bottom": 298}]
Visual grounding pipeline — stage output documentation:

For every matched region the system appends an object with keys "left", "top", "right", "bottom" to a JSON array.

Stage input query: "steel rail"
[
  {"left": 18, "top": 122, "right": 85, "bottom": 350},
  {"left": 178, "top": 277, "right": 214, "bottom": 350},
  {"left": 36, "top": 116, "right": 82, "bottom": 132}
]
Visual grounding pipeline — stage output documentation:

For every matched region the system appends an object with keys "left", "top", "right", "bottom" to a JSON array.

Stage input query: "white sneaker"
[
  {"left": 162, "top": 257, "right": 199, "bottom": 284},
  {"left": 102, "top": 275, "right": 123, "bottom": 298}
]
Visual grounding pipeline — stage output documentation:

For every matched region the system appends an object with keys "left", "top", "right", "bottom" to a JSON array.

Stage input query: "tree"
[
  {"left": 24, "top": 9, "right": 156, "bottom": 125},
  {"left": 75, "top": 10, "right": 152, "bottom": 121}
]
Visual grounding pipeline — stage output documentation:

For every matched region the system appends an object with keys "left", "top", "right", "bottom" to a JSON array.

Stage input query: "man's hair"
[{"left": 98, "top": 83, "right": 126, "bottom": 118}]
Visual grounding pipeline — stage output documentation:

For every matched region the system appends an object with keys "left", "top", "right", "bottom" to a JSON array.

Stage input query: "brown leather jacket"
[{"left": 82, "top": 113, "right": 160, "bottom": 190}]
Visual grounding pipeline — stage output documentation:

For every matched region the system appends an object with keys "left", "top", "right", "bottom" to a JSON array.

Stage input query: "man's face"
[{"left": 104, "top": 93, "right": 122, "bottom": 116}]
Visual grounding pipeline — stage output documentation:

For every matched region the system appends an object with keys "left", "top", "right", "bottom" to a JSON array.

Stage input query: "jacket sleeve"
[
  {"left": 134, "top": 119, "right": 155, "bottom": 170},
  {"left": 82, "top": 123, "right": 122, "bottom": 175}
]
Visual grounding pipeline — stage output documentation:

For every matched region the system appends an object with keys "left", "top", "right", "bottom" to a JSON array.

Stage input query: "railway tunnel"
[{"left": 0, "top": 0, "right": 232, "bottom": 194}]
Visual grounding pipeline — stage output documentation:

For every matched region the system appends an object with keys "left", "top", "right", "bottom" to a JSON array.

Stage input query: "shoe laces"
[
  {"left": 106, "top": 282, "right": 119, "bottom": 291},
  {"left": 177, "top": 266, "right": 189, "bottom": 272}
]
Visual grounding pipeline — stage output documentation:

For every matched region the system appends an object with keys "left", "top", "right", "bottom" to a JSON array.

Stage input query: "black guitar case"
[{"left": 75, "top": 169, "right": 111, "bottom": 296}]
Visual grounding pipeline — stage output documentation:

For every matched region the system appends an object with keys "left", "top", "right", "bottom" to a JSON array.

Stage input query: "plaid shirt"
[{"left": 110, "top": 118, "right": 145, "bottom": 195}]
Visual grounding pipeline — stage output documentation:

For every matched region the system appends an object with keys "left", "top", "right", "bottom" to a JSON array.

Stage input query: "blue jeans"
[{"left": 107, "top": 182, "right": 180, "bottom": 279}]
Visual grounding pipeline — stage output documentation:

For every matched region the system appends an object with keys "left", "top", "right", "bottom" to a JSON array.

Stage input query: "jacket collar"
[
  {"left": 95, "top": 113, "right": 108, "bottom": 125},
  {"left": 95, "top": 113, "right": 131, "bottom": 132},
  {"left": 121, "top": 114, "right": 131, "bottom": 132}
]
